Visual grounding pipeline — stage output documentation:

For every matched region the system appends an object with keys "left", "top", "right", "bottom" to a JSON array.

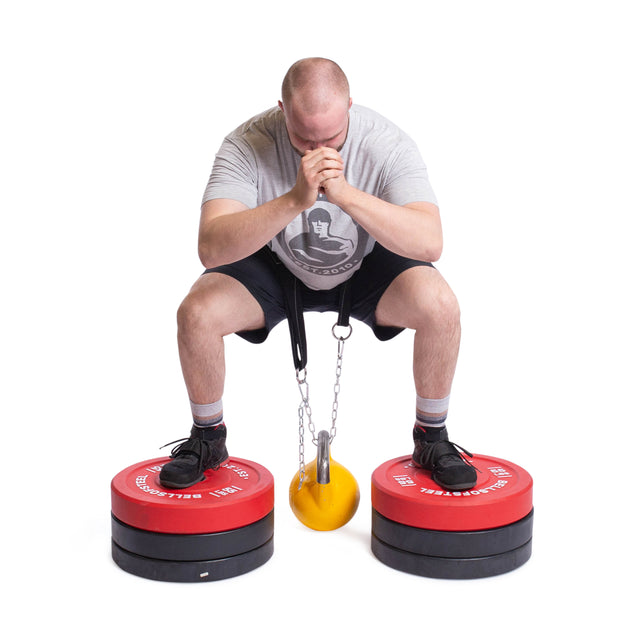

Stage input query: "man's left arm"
[{"left": 319, "top": 148, "right": 443, "bottom": 262}]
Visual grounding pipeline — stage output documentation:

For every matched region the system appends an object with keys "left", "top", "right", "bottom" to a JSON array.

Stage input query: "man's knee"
[
  {"left": 427, "top": 279, "right": 460, "bottom": 329},
  {"left": 177, "top": 286, "right": 217, "bottom": 337},
  {"left": 403, "top": 268, "right": 460, "bottom": 330},
  {"left": 177, "top": 272, "right": 265, "bottom": 337}
]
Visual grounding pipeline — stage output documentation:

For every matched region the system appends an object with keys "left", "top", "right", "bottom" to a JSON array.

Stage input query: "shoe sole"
[
  {"left": 435, "top": 481, "right": 478, "bottom": 491},
  {"left": 159, "top": 473, "right": 206, "bottom": 489},
  {"left": 158, "top": 454, "right": 230, "bottom": 490}
]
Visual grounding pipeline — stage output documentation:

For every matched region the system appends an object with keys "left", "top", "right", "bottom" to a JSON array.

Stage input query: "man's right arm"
[
  {"left": 197, "top": 195, "right": 303, "bottom": 269},
  {"left": 197, "top": 148, "right": 344, "bottom": 269}
]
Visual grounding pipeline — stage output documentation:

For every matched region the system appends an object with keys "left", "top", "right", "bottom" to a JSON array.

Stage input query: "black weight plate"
[
  {"left": 111, "top": 510, "right": 274, "bottom": 561},
  {"left": 112, "top": 536, "right": 274, "bottom": 583},
  {"left": 371, "top": 534, "right": 532, "bottom": 579},
  {"left": 372, "top": 508, "right": 533, "bottom": 559}
]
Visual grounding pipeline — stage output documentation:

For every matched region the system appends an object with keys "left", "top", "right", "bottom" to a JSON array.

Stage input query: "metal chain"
[
  {"left": 296, "top": 324, "right": 351, "bottom": 489},
  {"left": 329, "top": 335, "right": 346, "bottom": 441},
  {"left": 296, "top": 368, "right": 313, "bottom": 489}
]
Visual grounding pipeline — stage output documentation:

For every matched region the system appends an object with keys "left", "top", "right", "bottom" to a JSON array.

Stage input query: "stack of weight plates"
[
  {"left": 371, "top": 454, "right": 533, "bottom": 579},
  {"left": 111, "top": 457, "right": 274, "bottom": 582}
]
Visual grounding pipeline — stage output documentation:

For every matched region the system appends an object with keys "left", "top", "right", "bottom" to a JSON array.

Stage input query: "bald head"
[
  {"left": 279, "top": 58, "right": 352, "bottom": 154},
  {"left": 281, "top": 58, "right": 350, "bottom": 113}
]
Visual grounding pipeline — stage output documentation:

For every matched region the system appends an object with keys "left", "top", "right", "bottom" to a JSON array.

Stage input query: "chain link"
[{"left": 296, "top": 326, "right": 351, "bottom": 489}]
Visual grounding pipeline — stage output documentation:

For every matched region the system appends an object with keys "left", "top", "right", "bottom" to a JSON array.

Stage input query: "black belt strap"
[
  {"left": 337, "top": 278, "right": 352, "bottom": 329},
  {"left": 282, "top": 274, "right": 352, "bottom": 372},
  {"left": 286, "top": 277, "right": 308, "bottom": 371}
]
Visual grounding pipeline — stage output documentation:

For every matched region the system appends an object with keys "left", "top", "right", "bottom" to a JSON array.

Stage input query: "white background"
[{"left": 2, "top": 0, "right": 638, "bottom": 636}]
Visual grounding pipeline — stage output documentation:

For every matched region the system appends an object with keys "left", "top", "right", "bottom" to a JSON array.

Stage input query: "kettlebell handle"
[{"left": 317, "top": 430, "right": 330, "bottom": 485}]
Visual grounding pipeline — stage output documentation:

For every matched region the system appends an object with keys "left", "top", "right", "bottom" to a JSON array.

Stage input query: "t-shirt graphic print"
[{"left": 274, "top": 198, "right": 371, "bottom": 288}]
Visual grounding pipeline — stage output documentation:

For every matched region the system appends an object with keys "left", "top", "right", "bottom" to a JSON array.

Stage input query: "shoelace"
[
  {"left": 160, "top": 436, "right": 208, "bottom": 462},
  {"left": 418, "top": 439, "right": 479, "bottom": 472}
]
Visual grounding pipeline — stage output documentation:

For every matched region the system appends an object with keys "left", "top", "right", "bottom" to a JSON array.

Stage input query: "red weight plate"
[
  {"left": 111, "top": 457, "right": 274, "bottom": 534},
  {"left": 371, "top": 454, "right": 533, "bottom": 531}
]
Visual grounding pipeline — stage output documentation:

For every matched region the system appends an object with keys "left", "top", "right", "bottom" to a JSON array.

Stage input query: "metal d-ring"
[{"left": 332, "top": 322, "right": 353, "bottom": 341}]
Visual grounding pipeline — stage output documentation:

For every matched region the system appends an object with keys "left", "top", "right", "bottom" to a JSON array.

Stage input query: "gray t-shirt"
[{"left": 202, "top": 104, "right": 437, "bottom": 290}]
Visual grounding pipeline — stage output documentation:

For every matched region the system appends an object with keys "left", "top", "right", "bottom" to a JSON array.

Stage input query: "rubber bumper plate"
[
  {"left": 111, "top": 457, "right": 274, "bottom": 582},
  {"left": 371, "top": 455, "right": 533, "bottom": 579}
]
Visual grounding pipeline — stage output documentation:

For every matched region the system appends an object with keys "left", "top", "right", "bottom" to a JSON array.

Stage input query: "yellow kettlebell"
[{"left": 289, "top": 430, "right": 360, "bottom": 531}]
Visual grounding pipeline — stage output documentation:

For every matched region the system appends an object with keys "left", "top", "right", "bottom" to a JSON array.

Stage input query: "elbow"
[
  {"left": 428, "top": 243, "right": 443, "bottom": 263},
  {"left": 394, "top": 238, "right": 442, "bottom": 264},
  {"left": 199, "top": 238, "right": 246, "bottom": 270},
  {"left": 405, "top": 203, "right": 442, "bottom": 262},
  {"left": 198, "top": 242, "right": 222, "bottom": 270},
  {"left": 198, "top": 215, "right": 227, "bottom": 269},
  {"left": 420, "top": 237, "right": 443, "bottom": 263},
  {"left": 200, "top": 257, "right": 219, "bottom": 270}
]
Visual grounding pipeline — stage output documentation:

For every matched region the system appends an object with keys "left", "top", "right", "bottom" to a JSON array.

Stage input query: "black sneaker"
[
  {"left": 159, "top": 424, "right": 229, "bottom": 489},
  {"left": 412, "top": 425, "right": 477, "bottom": 491}
]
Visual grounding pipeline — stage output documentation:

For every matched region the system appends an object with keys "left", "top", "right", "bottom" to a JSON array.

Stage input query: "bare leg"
[
  {"left": 375, "top": 266, "right": 475, "bottom": 490},
  {"left": 177, "top": 272, "right": 265, "bottom": 406},
  {"left": 160, "top": 272, "right": 266, "bottom": 488},
  {"left": 375, "top": 266, "right": 461, "bottom": 399}
]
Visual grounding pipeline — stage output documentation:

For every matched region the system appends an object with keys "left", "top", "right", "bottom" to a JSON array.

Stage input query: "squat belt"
[{"left": 272, "top": 249, "right": 352, "bottom": 372}]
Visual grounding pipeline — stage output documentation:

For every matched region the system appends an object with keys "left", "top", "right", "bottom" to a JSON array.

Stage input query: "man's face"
[{"left": 279, "top": 97, "right": 351, "bottom": 155}]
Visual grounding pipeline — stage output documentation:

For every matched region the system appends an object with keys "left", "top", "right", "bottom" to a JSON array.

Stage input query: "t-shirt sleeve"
[
  {"left": 201, "top": 137, "right": 259, "bottom": 209},
  {"left": 380, "top": 138, "right": 438, "bottom": 207}
]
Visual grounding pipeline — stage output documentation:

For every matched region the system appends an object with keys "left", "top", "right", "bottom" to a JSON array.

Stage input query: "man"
[{"left": 159, "top": 57, "right": 477, "bottom": 492}]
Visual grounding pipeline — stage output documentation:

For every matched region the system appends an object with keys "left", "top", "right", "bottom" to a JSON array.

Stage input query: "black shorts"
[{"left": 205, "top": 243, "right": 433, "bottom": 344}]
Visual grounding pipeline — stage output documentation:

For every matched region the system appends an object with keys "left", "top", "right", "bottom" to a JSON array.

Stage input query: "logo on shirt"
[{"left": 281, "top": 201, "right": 367, "bottom": 277}]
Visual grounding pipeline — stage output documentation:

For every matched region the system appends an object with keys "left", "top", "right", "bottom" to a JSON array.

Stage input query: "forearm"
[
  {"left": 336, "top": 186, "right": 443, "bottom": 262},
  {"left": 199, "top": 149, "right": 341, "bottom": 268},
  {"left": 198, "top": 195, "right": 302, "bottom": 268}
]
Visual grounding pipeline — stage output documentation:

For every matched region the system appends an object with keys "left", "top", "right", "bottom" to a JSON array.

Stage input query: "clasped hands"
[{"left": 290, "top": 147, "right": 352, "bottom": 211}]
